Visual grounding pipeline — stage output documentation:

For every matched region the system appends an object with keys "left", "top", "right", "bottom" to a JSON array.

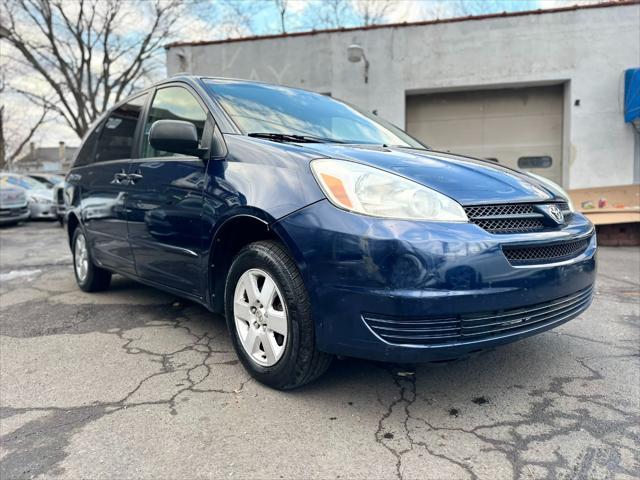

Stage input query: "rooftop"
[
  {"left": 17, "top": 146, "right": 78, "bottom": 165},
  {"left": 165, "top": 0, "right": 637, "bottom": 49}
]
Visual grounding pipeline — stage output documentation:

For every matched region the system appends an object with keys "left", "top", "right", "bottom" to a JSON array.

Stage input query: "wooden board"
[{"left": 570, "top": 184, "right": 640, "bottom": 225}]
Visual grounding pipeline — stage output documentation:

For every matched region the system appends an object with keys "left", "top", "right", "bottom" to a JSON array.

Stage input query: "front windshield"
[
  {"left": 1, "top": 174, "right": 47, "bottom": 190},
  {"left": 204, "top": 80, "right": 424, "bottom": 148},
  {"left": 44, "top": 176, "right": 63, "bottom": 185}
]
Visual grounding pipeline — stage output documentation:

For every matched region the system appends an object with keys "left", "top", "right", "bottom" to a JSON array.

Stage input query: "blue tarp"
[{"left": 624, "top": 68, "right": 640, "bottom": 123}]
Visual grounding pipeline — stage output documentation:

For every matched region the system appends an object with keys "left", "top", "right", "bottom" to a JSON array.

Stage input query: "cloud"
[
  {"left": 382, "top": 0, "right": 459, "bottom": 23},
  {"left": 287, "top": 0, "right": 309, "bottom": 14}
]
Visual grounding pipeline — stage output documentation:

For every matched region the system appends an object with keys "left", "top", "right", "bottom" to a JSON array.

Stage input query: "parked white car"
[
  {"left": 0, "top": 173, "right": 57, "bottom": 220},
  {"left": 28, "top": 173, "right": 65, "bottom": 188}
]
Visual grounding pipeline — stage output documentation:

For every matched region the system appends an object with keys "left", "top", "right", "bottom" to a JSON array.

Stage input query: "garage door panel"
[
  {"left": 407, "top": 94, "right": 485, "bottom": 121},
  {"left": 412, "top": 118, "right": 484, "bottom": 146},
  {"left": 483, "top": 114, "right": 562, "bottom": 144},
  {"left": 406, "top": 85, "right": 564, "bottom": 185},
  {"left": 483, "top": 91, "right": 562, "bottom": 116}
]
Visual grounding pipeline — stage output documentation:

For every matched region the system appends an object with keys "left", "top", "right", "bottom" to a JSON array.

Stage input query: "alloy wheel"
[
  {"left": 233, "top": 269, "right": 288, "bottom": 367},
  {"left": 74, "top": 233, "right": 89, "bottom": 283}
]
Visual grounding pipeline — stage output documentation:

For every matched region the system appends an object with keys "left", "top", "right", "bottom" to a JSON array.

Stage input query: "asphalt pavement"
[{"left": 1, "top": 222, "right": 638, "bottom": 479}]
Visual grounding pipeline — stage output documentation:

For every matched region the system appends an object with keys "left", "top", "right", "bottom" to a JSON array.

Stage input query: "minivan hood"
[{"left": 297, "top": 143, "right": 560, "bottom": 205}]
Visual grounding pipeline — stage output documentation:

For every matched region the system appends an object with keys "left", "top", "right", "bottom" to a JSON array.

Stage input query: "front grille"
[
  {"left": 465, "top": 204, "right": 536, "bottom": 217},
  {"left": 0, "top": 206, "right": 28, "bottom": 217},
  {"left": 503, "top": 237, "right": 590, "bottom": 265},
  {"left": 475, "top": 217, "right": 543, "bottom": 233},
  {"left": 464, "top": 202, "right": 570, "bottom": 234},
  {"left": 362, "top": 286, "right": 592, "bottom": 346}
]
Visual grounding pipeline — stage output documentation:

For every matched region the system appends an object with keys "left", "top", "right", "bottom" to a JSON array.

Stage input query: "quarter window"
[
  {"left": 73, "top": 123, "right": 101, "bottom": 167},
  {"left": 94, "top": 94, "right": 148, "bottom": 163},
  {"left": 142, "top": 87, "right": 207, "bottom": 158}
]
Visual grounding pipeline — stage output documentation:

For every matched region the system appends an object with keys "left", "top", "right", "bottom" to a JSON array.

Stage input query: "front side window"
[
  {"left": 94, "top": 94, "right": 148, "bottom": 163},
  {"left": 204, "top": 80, "right": 423, "bottom": 148},
  {"left": 142, "top": 86, "right": 207, "bottom": 158}
]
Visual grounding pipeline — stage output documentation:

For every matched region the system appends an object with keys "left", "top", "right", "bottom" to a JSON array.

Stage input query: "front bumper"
[
  {"left": 0, "top": 205, "right": 30, "bottom": 224},
  {"left": 29, "top": 202, "right": 57, "bottom": 219},
  {"left": 274, "top": 200, "right": 597, "bottom": 362}
]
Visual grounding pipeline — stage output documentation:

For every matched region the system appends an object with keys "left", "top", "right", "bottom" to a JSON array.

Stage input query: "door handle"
[
  {"left": 128, "top": 173, "right": 143, "bottom": 183},
  {"left": 111, "top": 170, "right": 129, "bottom": 184}
]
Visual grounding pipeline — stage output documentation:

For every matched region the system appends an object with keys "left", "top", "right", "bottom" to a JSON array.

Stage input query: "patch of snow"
[{"left": 0, "top": 269, "right": 42, "bottom": 282}]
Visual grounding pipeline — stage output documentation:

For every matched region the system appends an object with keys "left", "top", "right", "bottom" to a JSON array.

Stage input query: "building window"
[{"left": 518, "top": 156, "right": 552, "bottom": 169}]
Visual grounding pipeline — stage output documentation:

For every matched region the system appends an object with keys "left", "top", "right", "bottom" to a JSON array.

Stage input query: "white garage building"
[{"left": 166, "top": 1, "right": 640, "bottom": 189}]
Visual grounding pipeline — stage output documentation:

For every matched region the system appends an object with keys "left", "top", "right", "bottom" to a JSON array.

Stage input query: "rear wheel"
[
  {"left": 225, "top": 240, "right": 332, "bottom": 389},
  {"left": 72, "top": 228, "right": 111, "bottom": 292}
]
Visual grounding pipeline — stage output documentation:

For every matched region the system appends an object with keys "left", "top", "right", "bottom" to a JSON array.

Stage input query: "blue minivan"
[{"left": 65, "top": 76, "right": 596, "bottom": 389}]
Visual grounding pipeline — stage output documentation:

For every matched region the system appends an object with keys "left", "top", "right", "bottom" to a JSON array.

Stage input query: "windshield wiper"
[
  {"left": 248, "top": 132, "right": 346, "bottom": 144},
  {"left": 388, "top": 144, "right": 430, "bottom": 150}
]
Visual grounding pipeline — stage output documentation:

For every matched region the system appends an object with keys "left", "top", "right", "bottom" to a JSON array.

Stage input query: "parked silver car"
[
  {"left": 0, "top": 185, "right": 29, "bottom": 225},
  {"left": 25, "top": 173, "right": 67, "bottom": 225},
  {"left": 0, "top": 173, "right": 57, "bottom": 220}
]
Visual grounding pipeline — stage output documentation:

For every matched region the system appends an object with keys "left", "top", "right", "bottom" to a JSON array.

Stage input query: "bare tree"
[
  {"left": 273, "top": 0, "right": 289, "bottom": 33},
  {"left": 218, "top": 0, "right": 261, "bottom": 38},
  {"left": 307, "top": 0, "right": 396, "bottom": 30},
  {"left": 0, "top": 0, "right": 182, "bottom": 139},
  {"left": 313, "top": 0, "right": 351, "bottom": 29},
  {"left": 0, "top": 103, "right": 49, "bottom": 170},
  {"left": 306, "top": 0, "right": 538, "bottom": 31},
  {"left": 0, "top": 65, "right": 51, "bottom": 170},
  {"left": 353, "top": 0, "right": 395, "bottom": 26}
]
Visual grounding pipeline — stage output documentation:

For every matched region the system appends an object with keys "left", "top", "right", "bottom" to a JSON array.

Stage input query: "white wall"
[{"left": 167, "top": 4, "right": 640, "bottom": 189}]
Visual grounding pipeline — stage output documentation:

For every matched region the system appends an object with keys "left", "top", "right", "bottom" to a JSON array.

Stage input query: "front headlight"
[
  {"left": 311, "top": 159, "right": 468, "bottom": 222},
  {"left": 527, "top": 173, "right": 575, "bottom": 212},
  {"left": 30, "top": 196, "right": 53, "bottom": 205}
]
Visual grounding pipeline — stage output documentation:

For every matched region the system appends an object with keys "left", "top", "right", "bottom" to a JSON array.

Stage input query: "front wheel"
[
  {"left": 225, "top": 240, "right": 332, "bottom": 389},
  {"left": 72, "top": 228, "right": 111, "bottom": 292}
]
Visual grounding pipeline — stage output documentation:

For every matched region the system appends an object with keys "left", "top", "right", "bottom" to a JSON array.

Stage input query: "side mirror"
[{"left": 149, "top": 120, "right": 204, "bottom": 158}]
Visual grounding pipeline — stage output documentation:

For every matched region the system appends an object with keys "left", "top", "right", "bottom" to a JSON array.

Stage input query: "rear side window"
[
  {"left": 73, "top": 124, "right": 101, "bottom": 167},
  {"left": 94, "top": 94, "right": 148, "bottom": 163},
  {"left": 142, "top": 86, "right": 207, "bottom": 158}
]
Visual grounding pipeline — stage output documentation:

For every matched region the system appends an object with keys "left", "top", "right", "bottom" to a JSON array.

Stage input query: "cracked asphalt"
[{"left": 1, "top": 222, "right": 638, "bottom": 480}]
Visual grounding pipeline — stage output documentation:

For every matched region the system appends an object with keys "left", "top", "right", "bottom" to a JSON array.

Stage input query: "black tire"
[
  {"left": 225, "top": 240, "right": 332, "bottom": 390},
  {"left": 72, "top": 228, "right": 112, "bottom": 292}
]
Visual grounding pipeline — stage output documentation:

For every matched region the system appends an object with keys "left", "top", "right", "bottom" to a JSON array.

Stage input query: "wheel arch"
[
  {"left": 67, "top": 212, "right": 80, "bottom": 248},
  {"left": 208, "top": 214, "right": 287, "bottom": 313}
]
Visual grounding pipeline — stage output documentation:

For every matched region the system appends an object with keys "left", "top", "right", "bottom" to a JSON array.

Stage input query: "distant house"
[{"left": 15, "top": 142, "right": 78, "bottom": 173}]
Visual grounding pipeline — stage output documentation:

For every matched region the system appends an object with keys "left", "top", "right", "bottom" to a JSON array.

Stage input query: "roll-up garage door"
[{"left": 406, "top": 85, "right": 564, "bottom": 184}]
